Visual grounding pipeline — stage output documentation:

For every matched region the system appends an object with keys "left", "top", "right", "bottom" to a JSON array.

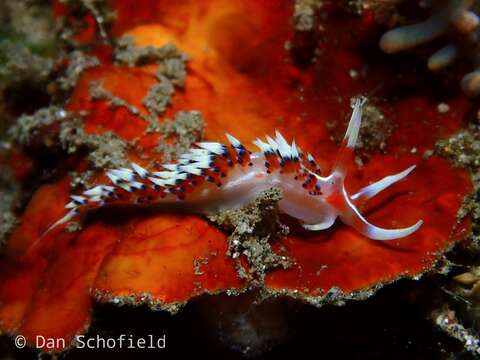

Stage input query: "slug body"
[{"left": 49, "top": 99, "right": 423, "bottom": 241}]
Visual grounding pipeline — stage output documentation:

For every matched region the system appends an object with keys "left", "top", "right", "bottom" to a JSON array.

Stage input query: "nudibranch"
[{"left": 47, "top": 98, "right": 423, "bottom": 241}]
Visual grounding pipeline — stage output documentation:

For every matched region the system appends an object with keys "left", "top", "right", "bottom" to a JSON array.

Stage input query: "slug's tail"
[
  {"left": 24, "top": 200, "right": 85, "bottom": 257},
  {"left": 42, "top": 208, "right": 79, "bottom": 237},
  {"left": 40, "top": 192, "right": 91, "bottom": 238}
]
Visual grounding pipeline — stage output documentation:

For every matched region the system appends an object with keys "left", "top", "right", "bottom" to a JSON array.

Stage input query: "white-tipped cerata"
[
  {"left": 131, "top": 162, "right": 149, "bottom": 178},
  {"left": 226, "top": 133, "right": 242, "bottom": 148}
]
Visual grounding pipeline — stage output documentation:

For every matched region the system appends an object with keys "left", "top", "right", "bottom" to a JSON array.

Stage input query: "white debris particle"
[
  {"left": 437, "top": 102, "right": 450, "bottom": 114},
  {"left": 349, "top": 68, "right": 359, "bottom": 79}
]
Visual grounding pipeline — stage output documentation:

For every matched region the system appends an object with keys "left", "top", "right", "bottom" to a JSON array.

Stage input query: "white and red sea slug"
[{"left": 48, "top": 98, "right": 423, "bottom": 241}]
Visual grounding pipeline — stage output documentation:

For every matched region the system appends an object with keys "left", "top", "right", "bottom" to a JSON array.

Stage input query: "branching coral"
[{"left": 379, "top": 0, "right": 480, "bottom": 96}]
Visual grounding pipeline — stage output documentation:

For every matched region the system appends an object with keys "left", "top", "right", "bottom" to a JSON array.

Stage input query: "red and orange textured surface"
[{"left": 0, "top": 0, "right": 473, "bottom": 351}]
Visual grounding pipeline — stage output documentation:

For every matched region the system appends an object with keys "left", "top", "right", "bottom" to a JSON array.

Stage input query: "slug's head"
[{"left": 304, "top": 97, "right": 423, "bottom": 241}]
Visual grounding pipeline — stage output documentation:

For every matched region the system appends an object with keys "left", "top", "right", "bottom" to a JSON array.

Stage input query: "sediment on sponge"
[
  {"left": 55, "top": 0, "right": 117, "bottom": 44},
  {"left": 327, "top": 98, "right": 393, "bottom": 156},
  {"left": 0, "top": 170, "right": 19, "bottom": 248},
  {"left": 293, "top": 0, "right": 323, "bottom": 31},
  {"left": 208, "top": 187, "right": 291, "bottom": 282},
  {"left": 57, "top": 51, "right": 100, "bottom": 94},
  {"left": 156, "top": 111, "right": 204, "bottom": 162},
  {"left": 8, "top": 105, "right": 130, "bottom": 170},
  {"left": 436, "top": 124, "right": 480, "bottom": 247},
  {"left": 113, "top": 36, "right": 189, "bottom": 132}
]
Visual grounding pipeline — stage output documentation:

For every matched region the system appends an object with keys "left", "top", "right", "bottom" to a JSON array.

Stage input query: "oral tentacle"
[
  {"left": 351, "top": 165, "right": 417, "bottom": 208},
  {"left": 340, "top": 186, "right": 423, "bottom": 241}
]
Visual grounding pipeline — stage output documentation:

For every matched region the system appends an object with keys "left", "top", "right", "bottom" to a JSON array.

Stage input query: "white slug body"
[{"left": 49, "top": 98, "right": 423, "bottom": 241}]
